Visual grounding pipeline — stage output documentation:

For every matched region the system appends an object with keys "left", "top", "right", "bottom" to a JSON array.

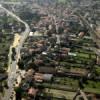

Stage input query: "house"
[
  {"left": 78, "top": 32, "right": 85, "bottom": 38},
  {"left": 96, "top": 56, "right": 100, "bottom": 65},
  {"left": 26, "top": 69, "right": 35, "bottom": 77},
  {"left": 29, "top": 32, "right": 34, "bottom": 36},
  {"left": 39, "top": 67, "right": 56, "bottom": 74},
  {"left": 34, "top": 73, "right": 53, "bottom": 82},
  {"left": 28, "top": 87, "right": 38, "bottom": 96}
]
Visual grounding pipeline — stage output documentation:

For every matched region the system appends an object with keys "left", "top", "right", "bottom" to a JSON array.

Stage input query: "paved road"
[
  {"left": 79, "top": 89, "right": 88, "bottom": 100},
  {"left": 0, "top": 4, "right": 30, "bottom": 100}
]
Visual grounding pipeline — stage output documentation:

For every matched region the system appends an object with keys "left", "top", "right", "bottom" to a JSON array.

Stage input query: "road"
[{"left": 0, "top": 4, "right": 30, "bottom": 100}]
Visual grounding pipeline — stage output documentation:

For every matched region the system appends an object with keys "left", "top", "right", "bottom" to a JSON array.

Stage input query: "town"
[{"left": 0, "top": 0, "right": 100, "bottom": 100}]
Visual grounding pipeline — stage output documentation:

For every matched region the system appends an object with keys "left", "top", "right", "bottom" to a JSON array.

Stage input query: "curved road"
[{"left": 0, "top": 4, "right": 30, "bottom": 100}]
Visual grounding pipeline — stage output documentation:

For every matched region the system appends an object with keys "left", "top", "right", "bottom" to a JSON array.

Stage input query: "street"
[{"left": 0, "top": 4, "right": 30, "bottom": 100}]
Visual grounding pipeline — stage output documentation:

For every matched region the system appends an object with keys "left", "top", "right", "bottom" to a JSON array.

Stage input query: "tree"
[{"left": 17, "top": 60, "right": 24, "bottom": 70}]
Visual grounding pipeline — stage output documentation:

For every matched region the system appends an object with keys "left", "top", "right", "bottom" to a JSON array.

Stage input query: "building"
[
  {"left": 34, "top": 73, "right": 53, "bottom": 82},
  {"left": 39, "top": 67, "right": 56, "bottom": 74}
]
